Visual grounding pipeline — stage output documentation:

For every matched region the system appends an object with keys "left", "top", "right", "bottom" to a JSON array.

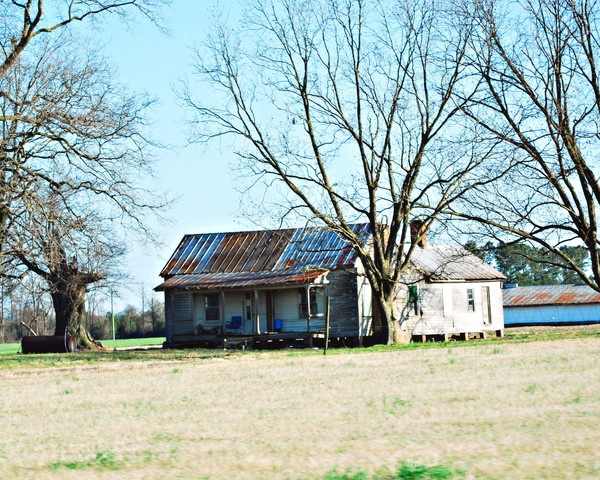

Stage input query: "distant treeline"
[{"left": 465, "top": 242, "right": 589, "bottom": 286}]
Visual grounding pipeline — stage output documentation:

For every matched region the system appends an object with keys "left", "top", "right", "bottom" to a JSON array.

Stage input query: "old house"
[
  {"left": 399, "top": 241, "right": 506, "bottom": 340},
  {"left": 156, "top": 223, "right": 505, "bottom": 347},
  {"left": 503, "top": 284, "right": 600, "bottom": 326},
  {"left": 155, "top": 224, "right": 374, "bottom": 346}
]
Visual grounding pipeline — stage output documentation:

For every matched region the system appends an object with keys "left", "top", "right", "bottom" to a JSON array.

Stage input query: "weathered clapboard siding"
[
  {"left": 327, "top": 269, "right": 360, "bottom": 336},
  {"left": 401, "top": 281, "right": 504, "bottom": 335},
  {"left": 172, "top": 293, "right": 194, "bottom": 335},
  {"left": 223, "top": 291, "right": 245, "bottom": 330},
  {"left": 165, "top": 292, "right": 174, "bottom": 343},
  {"left": 272, "top": 288, "right": 326, "bottom": 332},
  {"left": 272, "top": 289, "right": 298, "bottom": 332}
]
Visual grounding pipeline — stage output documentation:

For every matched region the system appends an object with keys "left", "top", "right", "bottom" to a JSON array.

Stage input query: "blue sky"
[{"left": 97, "top": 1, "right": 246, "bottom": 310}]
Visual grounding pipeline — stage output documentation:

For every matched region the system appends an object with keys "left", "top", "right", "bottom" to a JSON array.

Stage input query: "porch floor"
[{"left": 166, "top": 331, "right": 318, "bottom": 350}]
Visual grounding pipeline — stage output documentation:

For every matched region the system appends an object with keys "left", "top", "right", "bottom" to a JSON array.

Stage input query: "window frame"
[
  {"left": 299, "top": 287, "right": 321, "bottom": 318},
  {"left": 204, "top": 293, "right": 220, "bottom": 321},
  {"left": 467, "top": 288, "right": 475, "bottom": 312}
]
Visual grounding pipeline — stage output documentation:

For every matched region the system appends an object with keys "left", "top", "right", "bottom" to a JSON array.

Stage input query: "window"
[
  {"left": 467, "top": 288, "right": 475, "bottom": 312},
  {"left": 205, "top": 294, "right": 220, "bottom": 321},
  {"left": 299, "top": 288, "right": 320, "bottom": 318}
]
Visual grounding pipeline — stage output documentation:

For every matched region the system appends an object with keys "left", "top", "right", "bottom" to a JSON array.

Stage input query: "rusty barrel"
[{"left": 21, "top": 335, "right": 77, "bottom": 354}]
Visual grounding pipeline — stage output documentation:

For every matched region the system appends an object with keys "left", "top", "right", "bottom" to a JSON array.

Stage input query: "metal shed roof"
[
  {"left": 157, "top": 223, "right": 372, "bottom": 290},
  {"left": 503, "top": 284, "right": 600, "bottom": 307},
  {"left": 410, "top": 246, "right": 506, "bottom": 281}
]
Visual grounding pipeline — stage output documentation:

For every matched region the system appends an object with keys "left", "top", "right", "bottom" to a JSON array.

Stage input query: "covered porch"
[{"left": 157, "top": 269, "right": 330, "bottom": 345}]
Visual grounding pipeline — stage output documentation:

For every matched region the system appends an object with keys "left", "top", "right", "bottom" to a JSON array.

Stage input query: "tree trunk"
[
  {"left": 372, "top": 290, "right": 411, "bottom": 345},
  {"left": 51, "top": 284, "right": 104, "bottom": 351}
]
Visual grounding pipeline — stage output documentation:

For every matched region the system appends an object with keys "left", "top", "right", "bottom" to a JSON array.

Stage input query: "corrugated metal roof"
[
  {"left": 155, "top": 269, "right": 325, "bottom": 291},
  {"left": 410, "top": 246, "right": 506, "bottom": 281},
  {"left": 503, "top": 284, "right": 600, "bottom": 307},
  {"left": 158, "top": 224, "right": 372, "bottom": 289}
]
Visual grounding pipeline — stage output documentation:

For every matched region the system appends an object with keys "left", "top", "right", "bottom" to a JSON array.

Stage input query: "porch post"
[
  {"left": 220, "top": 290, "right": 226, "bottom": 334},
  {"left": 254, "top": 290, "right": 260, "bottom": 334},
  {"left": 306, "top": 286, "right": 312, "bottom": 347}
]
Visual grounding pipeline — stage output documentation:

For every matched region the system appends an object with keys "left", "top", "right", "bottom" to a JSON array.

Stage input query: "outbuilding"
[{"left": 503, "top": 284, "right": 600, "bottom": 326}]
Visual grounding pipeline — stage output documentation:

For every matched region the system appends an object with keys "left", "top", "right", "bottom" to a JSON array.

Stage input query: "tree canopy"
[
  {"left": 184, "top": 0, "right": 494, "bottom": 343},
  {"left": 450, "top": 0, "right": 600, "bottom": 290}
]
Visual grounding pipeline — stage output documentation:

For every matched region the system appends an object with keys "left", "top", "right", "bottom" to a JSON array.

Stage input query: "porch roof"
[{"left": 154, "top": 269, "right": 326, "bottom": 291}]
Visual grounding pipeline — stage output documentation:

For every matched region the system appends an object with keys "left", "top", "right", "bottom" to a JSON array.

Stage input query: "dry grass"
[{"left": 0, "top": 337, "right": 599, "bottom": 479}]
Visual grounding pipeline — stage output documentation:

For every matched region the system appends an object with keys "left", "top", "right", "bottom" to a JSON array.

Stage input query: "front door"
[
  {"left": 482, "top": 286, "right": 491, "bottom": 324},
  {"left": 244, "top": 293, "right": 253, "bottom": 333}
]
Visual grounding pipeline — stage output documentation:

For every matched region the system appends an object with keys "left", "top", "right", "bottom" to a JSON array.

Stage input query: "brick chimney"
[{"left": 410, "top": 220, "right": 428, "bottom": 249}]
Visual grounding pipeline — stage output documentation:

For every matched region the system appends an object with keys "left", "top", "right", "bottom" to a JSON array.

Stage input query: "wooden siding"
[
  {"left": 272, "top": 288, "right": 326, "bottom": 333},
  {"left": 189, "top": 291, "right": 246, "bottom": 332},
  {"left": 172, "top": 293, "right": 194, "bottom": 335},
  {"left": 165, "top": 292, "right": 173, "bottom": 343},
  {"left": 223, "top": 291, "right": 246, "bottom": 331},
  {"left": 327, "top": 269, "right": 360, "bottom": 336},
  {"left": 166, "top": 287, "right": 332, "bottom": 338},
  {"left": 400, "top": 281, "right": 504, "bottom": 335}
]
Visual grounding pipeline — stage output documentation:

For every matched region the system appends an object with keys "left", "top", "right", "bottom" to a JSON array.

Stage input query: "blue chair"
[{"left": 226, "top": 315, "right": 242, "bottom": 334}]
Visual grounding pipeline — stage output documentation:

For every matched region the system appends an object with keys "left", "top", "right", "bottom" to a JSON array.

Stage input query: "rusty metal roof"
[
  {"left": 155, "top": 270, "right": 325, "bottom": 291},
  {"left": 503, "top": 284, "right": 600, "bottom": 307},
  {"left": 156, "top": 224, "right": 371, "bottom": 290},
  {"left": 410, "top": 246, "right": 505, "bottom": 281}
]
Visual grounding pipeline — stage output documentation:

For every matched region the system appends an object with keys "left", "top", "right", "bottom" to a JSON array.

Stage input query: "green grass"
[
  {"left": 0, "top": 336, "right": 165, "bottom": 357},
  {"left": 49, "top": 451, "right": 125, "bottom": 472},
  {"left": 0, "top": 342, "right": 20, "bottom": 355},
  {"left": 0, "top": 347, "right": 236, "bottom": 370},
  {"left": 324, "top": 461, "right": 462, "bottom": 479},
  {"left": 101, "top": 337, "right": 165, "bottom": 349}
]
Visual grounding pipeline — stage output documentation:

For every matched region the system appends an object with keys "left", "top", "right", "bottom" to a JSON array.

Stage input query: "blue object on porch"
[
  {"left": 226, "top": 315, "right": 242, "bottom": 333},
  {"left": 274, "top": 319, "right": 283, "bottom": 332}
]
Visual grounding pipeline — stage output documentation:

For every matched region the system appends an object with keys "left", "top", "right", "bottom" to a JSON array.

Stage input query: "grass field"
[
  {"left": 0, "top": 337, "right": 165, "bottom": 355},
  {"left": 0, "top": 329, "right": 599, "bottom": 479}
]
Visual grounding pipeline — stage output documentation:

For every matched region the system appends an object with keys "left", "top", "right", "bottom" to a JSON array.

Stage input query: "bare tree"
[
  {"left": 184, "top": 0, "right": 485, "bottom": 343},
  {"left": 0, "top": 0, "right": 167, "bottom": 349},
  {"left": 450, "top": 0, "right": 600, "bottom": 288},
  {"left": 0, "top": 34, "right": 165, "bottom": 348},
  {"left": 0, "top": 0, "right": 163, "bottom": 82},
  {"left": 14, "top": 192, "right": 124, "bottom": 349}
]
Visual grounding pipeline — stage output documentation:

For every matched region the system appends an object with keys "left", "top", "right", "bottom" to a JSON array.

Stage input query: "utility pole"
[
  {"left": 141, "top": 284, "right": 145, "bottom": 334},
  {"left": 111, "top": 290, "right": 115, "bottom": 341}
]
